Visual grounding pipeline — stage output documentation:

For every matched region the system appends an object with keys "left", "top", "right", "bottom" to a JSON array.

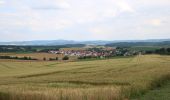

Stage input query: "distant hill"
[
  {"left": 0, "top": 40, "right": 113, "bottom": 45},
  {"left": 0, "top": 39, "right": 170, "bottom": 46},
  {"left": 105, "top": 41, "right": 170, "bottom": 47},
  {"left": 0, "top": 40, "right": 77, "bottom": 45}
]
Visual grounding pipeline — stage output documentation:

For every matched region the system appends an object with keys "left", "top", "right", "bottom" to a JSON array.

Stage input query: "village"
[{"left": 48, "top": 47, "right": 138, "bottom": 58}]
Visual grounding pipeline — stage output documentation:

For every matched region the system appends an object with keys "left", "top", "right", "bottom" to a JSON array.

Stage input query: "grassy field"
[{"left": 0, "top": 55, "right": 170, "bottom": 100}]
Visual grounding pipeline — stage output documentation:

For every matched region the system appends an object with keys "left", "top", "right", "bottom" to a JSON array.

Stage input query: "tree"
[
  {"left": 62, "top": 56, "right": 69, "bottom": 60},
  {"left": 49, "top": 58, "right": 54, "bottom": 61},
  {"left": 13, "top": 56, "right": 18, "bottom": 59},
  {"left": 56, "top": 57, "right": 58, "bottom": 60},
  {"left": 28, "top": 57, "right": 32, "bottom": 60},
  {"left": 167, "top": 48, "right": 170, "bottom": 53},
  {"left": 23, "top": 56, "right": 28, "bottom": 60},
  {"left": 43, "top": 57, "right": 46, "bottom": 61}
]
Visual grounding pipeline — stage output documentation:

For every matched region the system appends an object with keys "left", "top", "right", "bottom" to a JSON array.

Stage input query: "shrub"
[
  {"left": 23, "top": 56, "right": 28, "bottom": 60},
  {"left": 56, "top": 57, "right": 58, "bottom": 60},
  {"left": 43, "top": 57, "right": 46, "bottom": 61},
  {"left": 62, "top": 56, "right": 69, "bottom": 60},
  {"left": 49, "top": 58, "right": 55, "bottom": 61}
]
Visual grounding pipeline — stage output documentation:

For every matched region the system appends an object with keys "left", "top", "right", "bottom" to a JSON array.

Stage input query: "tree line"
[
  {"left": 145, "top": 48, "right": 170, "bottom": 55},
  {"left": 44, "top": 56, "right": 69, "bottom": 61},
  {"left": 0, "top": 56, "right": 70, "bottom": 61},
  {"left": 0, "top": 56, "right": 37, "bottom": 60}
]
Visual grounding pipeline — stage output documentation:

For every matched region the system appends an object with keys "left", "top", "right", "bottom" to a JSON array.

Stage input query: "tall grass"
[
  {"left": 0, "top": 87, "right": 120, "bottom": 100},
  {"left": 121, "top": 74, "right": 170, "bottom": 99}
]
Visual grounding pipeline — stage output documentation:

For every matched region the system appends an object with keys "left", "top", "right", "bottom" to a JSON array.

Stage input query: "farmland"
[
  {"left": 0, "top": 55, "right": 170, "bottom": 100},
  {"left": 0, "top": 53, "right": 77, "bottom": 61}
]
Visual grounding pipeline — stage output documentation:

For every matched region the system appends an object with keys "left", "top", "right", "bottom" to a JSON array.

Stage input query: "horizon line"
[{"left": 0, "top": 38, "right": 170, "bottom": 43}]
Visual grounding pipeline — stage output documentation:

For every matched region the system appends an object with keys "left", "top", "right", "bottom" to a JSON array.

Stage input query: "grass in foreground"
[
  {"left": 0, "top": 55, "right": 170, "bottom": 100},
  {"left": 137, "top": 80, "right": 170, "bottom": 100},
  {"left": 138, "top": 81, "right": 170, "bottom": 100}
]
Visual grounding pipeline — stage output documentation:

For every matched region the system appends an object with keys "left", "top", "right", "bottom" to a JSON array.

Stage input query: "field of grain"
[
  {"left": 0, "top": 53, "right": 77, "bottom": 61},
  {"left": 0, "top": 55, "right": 170, "bottom": 100}
]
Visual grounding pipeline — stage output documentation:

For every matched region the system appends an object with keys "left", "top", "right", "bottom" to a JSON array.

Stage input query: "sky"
[{"left": 0, "top": 0, "right": 170, "bottom": 41}]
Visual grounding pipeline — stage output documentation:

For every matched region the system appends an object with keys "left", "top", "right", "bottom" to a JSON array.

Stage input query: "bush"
[
  {"left": 49, "top": 58, "right": 55, "bottom": 61},
  {"left": 0, "top": 56, "right": 11, "bottom": 59},
  {"left": 23, "top": 56, "right": 28, "bottom": 60},
  {"left": 78, "top": 56, "right": 84, "bottom": 59},
  {"left": 28, "top": 57, "right": 32, "bottom": 60},
  {"left": 43, "top": 57, "right": 46, "bottom": 61},
  {"left": 62, "top": 56, "right": 69, "bottom": 60},
  {"left": 167, "top": 48, "right": 170, "bottom": 53},
  {"left": 56, "top": 57, "right": 58, "bottom": 60},
  {"left": 49, "top": 57, "right": 59, "bottom": 61}
]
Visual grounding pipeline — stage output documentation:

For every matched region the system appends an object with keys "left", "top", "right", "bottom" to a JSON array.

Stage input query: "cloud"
[
  {"left": 0, "top": 0, "right": 4, "bottom": 5},
  {"left": 56, "top": 0, "right": 70, "bottom": 9},
  {"left": 33, "top": 7, "right": 60, "bottom": 10},
  {"left": 64, "top": 0, "right": 135, "bottom": 24},
  {"left": 29, "top": 19, "right": 73, "bottom": 31},
  {"left": 117, "top": 1, "right": 135, "bottom": 13},
  {"left": 0, "top": 0, "right": 170, "bottom": 41},
  {"left": 31, "top": 0, "right": 71, "bottom": 10},
  {"left": 1, "top": 0, "right": 134, "bottom": 32},
  {"left": 144, "top": 18, "right": 165, "bottom": 27},
  {"left": 137, "top": 0, "right": 170, "bottom": 6},
  {"left": 149, "top": 19, "right": 162, "bottom": 26},
  {"left": 0, "top": 0, "right": 73, "bottom": 32},
  {"left": 88, "top": 26, "right": 121, "bottom": 40}
]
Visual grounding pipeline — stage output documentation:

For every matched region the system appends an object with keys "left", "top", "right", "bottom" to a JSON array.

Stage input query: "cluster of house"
[
  {"left": 49, "top": 48, "right": 117, "bottom": 57},
  {"left": 48, "top": 47, "right": 139, "bottom": 58}
]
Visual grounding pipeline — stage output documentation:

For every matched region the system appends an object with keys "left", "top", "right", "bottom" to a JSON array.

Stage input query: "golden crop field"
[
  {"left": 0, "top": 55, "right": 170, "bottom": 100},
  {"left": 0, "top": 53, "right": 77, "bottom": 61}
]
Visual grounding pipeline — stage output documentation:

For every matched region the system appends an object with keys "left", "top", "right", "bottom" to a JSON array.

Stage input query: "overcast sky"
[{"left": 0, "top": 0, "right": 170, "bottom": 41}]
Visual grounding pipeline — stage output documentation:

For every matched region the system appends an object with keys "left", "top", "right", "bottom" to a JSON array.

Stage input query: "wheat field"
[
  {"left": 0, "top": 55, "right": 170, "bottom": 100},
  {"left": 0, "top": 53, "right": 77, "bottom": 61}
]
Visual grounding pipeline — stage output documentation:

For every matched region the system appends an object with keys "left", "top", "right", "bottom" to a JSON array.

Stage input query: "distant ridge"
[
  {"left": 0, "top": 39, "right": 170, "bottom": 46},
  {"left": 105, "top": 41, "right": 170, "bottom": 47}
]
